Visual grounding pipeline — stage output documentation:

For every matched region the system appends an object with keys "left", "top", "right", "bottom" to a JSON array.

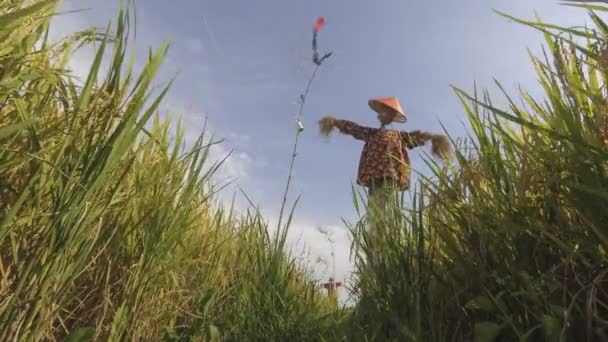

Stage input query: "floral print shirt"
[{"left": 335, "top": 119, "right": 426, "bottom": 190}]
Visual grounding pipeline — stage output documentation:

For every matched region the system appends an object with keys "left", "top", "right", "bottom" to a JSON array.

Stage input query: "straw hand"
[{"left": 319, "top": 115, "right": 338, "bottom": 136}]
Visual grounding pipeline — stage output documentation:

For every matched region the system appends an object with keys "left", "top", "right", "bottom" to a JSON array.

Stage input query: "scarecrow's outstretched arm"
[
  {"left": 319, "top": 116, "right": 377, "bottom": 141},
  {"left": 334, "top": 119, "right": 377, "bottom": 141},
  {"left": 400, "top": 130, "right": 431, "bottom": 149}
]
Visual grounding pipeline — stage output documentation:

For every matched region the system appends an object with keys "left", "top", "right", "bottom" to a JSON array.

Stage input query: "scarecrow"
[
  {"left": 318, "top": 97, "right": 451, "bottom": 216},
  {"left": 320, "top": 277, "right": 342, "bottom": 298}
]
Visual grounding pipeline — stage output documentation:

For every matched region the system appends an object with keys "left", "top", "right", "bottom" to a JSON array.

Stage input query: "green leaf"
[
  {"left": 549, "top": 305, "right": 565, "bottom": 318},
  {"left": 108, "top": 304, "right": 127, "bottom": 340},
  {"left": 209, "top": 324, "right": 221, "bottom": 341},
  {"left": 494, "top": 10, "right": 594, "bottom": 39},
  {"left": 0, "top": 118, "right": 38, "bottom": 140},
  {"left": 494, "top": 10, "right": 595, "bottom": 56},
  {"left": 474, "top": 322, "right": 502, "bottom": 342},
  {"left": 63, "top": 327, "right": 95, "bottom": 342},
  {"left": 562, "top": 2, "right": 608, "bottom": 12},
  {"left": 465, "top": 295, "right": 496, "bottom": 313},
  {"left": 0, "top": 0, "right": 56, "bottom": 31},
  {"left": 76, "top": 24, "right": 110, "bottom": 113},
  {"left": 542, "top": 315, "right": 562, "bottom": 342}
]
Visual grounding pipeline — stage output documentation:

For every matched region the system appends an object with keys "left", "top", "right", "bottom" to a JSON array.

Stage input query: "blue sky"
[{"left": 52, "top": 0, "right": 590, "bottom": 300}]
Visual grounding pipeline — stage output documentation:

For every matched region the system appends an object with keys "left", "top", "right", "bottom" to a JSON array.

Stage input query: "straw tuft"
[
  {"left": 430, "top": 134, "right": 452, "bottom": 162},
  {"left": 319, "top": 115, "right": 337, "bottom": 137}
]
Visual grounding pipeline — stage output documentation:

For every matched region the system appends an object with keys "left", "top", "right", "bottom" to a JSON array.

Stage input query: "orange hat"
[{"left": 368, "top": 97, "right": 407, "bottom": 123}]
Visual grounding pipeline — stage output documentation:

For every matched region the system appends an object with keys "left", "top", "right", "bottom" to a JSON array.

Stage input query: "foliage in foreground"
[
  {"left": 0, "top": 1, "right": 341, "bottom": 340},
  {"left": 348, "top": 3, "right": 608, "bottom": 341}
]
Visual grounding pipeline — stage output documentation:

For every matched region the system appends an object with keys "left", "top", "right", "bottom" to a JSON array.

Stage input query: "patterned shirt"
[{"left": 335, "top": 119, "right": 426, "bottom": 191}]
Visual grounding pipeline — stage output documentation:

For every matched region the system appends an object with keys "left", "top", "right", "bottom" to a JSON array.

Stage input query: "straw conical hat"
[{"left": 368, "top": 97, "right": 407, "bottom": 123}]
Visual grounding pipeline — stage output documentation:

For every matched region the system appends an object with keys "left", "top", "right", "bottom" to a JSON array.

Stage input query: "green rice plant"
[
  {"left": 347, "top": 2, "right": 608, "bottom": 341},
  {"left": 0, "top": 1, "right": 344, "bottom": 341}
]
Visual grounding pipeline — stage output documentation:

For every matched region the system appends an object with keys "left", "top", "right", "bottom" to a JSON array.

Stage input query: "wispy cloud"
[{"left": 259, "top": 213, "right": 354, "bottom": 304}]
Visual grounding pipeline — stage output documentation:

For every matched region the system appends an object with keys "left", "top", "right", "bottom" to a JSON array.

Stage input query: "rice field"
[{"left": 2, "top": 0, "right": 608, "bottom": 341}]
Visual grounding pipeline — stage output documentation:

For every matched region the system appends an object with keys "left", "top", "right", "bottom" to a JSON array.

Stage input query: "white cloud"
[
  {"left": 207, "top": 139, "right": 252, "bottom": 182},
  {"left": 260, "top": 214, "right": 355, "bottom": 305},
  {"left": 162, "top": 107, "right": 255, "bottom": 205}
]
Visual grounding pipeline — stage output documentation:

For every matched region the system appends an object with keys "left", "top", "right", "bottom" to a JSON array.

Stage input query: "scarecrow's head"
[
  {"left": 369, "top": 97, "right": 407, "bottom": 126},
  {"left": 376, "top": 110, "right": 397, "bottom": 126}
]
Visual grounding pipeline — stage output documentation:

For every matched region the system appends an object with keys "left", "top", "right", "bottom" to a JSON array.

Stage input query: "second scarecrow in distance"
[{"left": 319, "top": 97, "right": 451, "bottom": 219}]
